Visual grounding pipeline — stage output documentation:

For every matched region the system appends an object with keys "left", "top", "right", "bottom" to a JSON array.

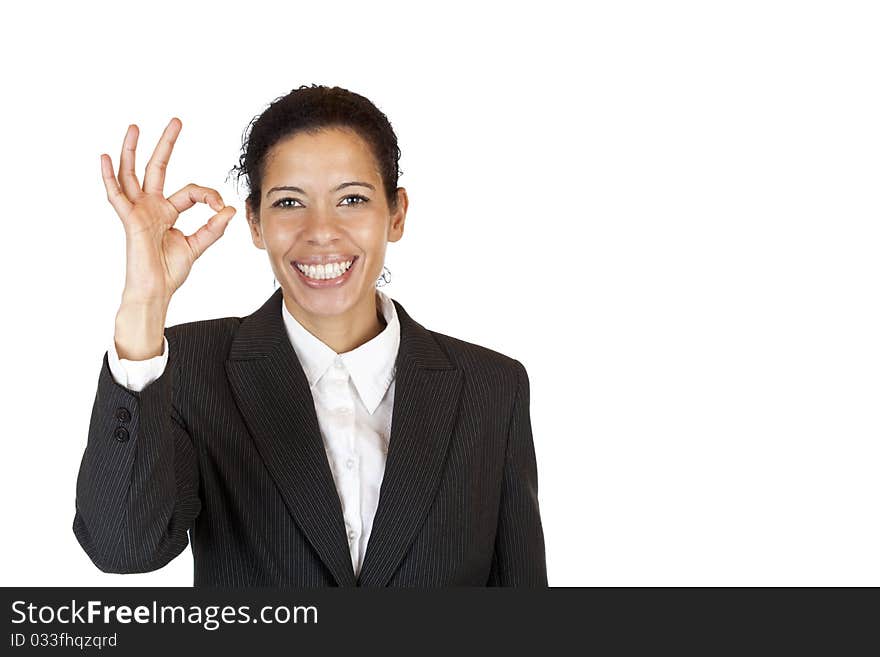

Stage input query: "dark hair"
[{"left": 227, "top": 84, "right": 403, "bottom": 221}]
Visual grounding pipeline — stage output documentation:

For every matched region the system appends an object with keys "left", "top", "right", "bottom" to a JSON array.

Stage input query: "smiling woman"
[
  {"left": 242, "top": 125, "right": 405, "bottom": 340},
  {"left": 230, "top": 87, "right": 409, "bottom": 344},
  {"left": 72, "top": 84, "right": 547, "bottom": 587}
]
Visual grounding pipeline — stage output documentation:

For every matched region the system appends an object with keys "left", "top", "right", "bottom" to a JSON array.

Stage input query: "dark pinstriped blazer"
[{"left": 72, "top": 288, "right": 547, "bottom": 586}]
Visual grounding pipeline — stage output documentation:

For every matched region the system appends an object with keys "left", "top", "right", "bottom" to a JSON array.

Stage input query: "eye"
[
  {"left": 271, "top": 197, "right": 303, "bottom": 209},
  {"left": 340, "top": 194, "right": 369, "bottom": 206},
  {"left": 271, "top": 195, "right": 369, "bottom": 209}
]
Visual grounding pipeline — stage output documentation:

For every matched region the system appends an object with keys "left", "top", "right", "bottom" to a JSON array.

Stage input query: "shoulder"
[
  {"left": 427, "top": 329, "right": 528, "bottom": 388},
  {"left": 391, "top": 294, "right": 528, "bottom": 391},
  {"left": 426, "top": 330, "right": 531, "bottom": 431}
]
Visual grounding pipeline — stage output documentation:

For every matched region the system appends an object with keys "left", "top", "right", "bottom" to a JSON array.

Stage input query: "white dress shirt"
[{"left": 107, "top": 289, "right": 401, "bottom": 577}]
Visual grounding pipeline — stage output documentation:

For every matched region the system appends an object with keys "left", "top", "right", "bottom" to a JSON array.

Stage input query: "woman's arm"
[
  {"left": 487, "top": 361, "right": 548, "bottom": 586},
  {"left": 72, "top": 332, "right": 200, "bottom": 574},
  {"left": 72, "top": 117, "right": 231, "bottom": 575}
]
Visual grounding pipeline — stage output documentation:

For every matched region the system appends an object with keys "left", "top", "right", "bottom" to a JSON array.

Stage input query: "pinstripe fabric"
[{"left": 72, "top": 288, "right": 547, "bottom": 586}]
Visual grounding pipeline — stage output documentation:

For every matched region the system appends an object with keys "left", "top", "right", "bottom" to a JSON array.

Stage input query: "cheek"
[
  {"left": 349, "top": 214, "right": 388, "bottom": 248},
  {"left": 262, "top": 221, "right": 298, "bottom": 249},
  {"left": 357, "top": 237, "right": 387, "bottom": 275}
]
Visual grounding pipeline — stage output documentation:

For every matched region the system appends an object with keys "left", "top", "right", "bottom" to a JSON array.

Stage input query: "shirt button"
[
  {"left": 346, "top": 458, "right": 355, "bottom": 469},
  {"left": 348, "top": 529, "right": 356, "bottom": 540},
  {"left": 335, "top": 407, "right": 351, "bottom": 415},
  {"left": 334, "top": 357, "right": 345, "bottom": 369}
]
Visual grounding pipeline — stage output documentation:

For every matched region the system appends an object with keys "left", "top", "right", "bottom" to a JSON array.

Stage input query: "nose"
[{"left": 302, "top": 205, "right": 342, "bottom": 245}]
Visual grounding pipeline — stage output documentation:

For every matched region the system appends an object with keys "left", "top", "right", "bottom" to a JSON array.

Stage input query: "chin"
[{"left": 281, "top": 279, "right": 363, "bottom": 317}]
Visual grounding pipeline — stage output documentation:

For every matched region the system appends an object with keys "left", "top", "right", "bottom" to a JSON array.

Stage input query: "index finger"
[
  {"left": 143, "top": 117, "right": 182, "bottom": 195},
  {"left": 101, "top": 153, "right": 133, "bottom": 219}
]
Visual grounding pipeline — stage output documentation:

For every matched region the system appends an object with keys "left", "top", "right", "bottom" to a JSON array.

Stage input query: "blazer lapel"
[
  {"left": 225, "top": 288, "right": 357, "bottom": 587},
  {"left": 356, "top": 299, "right": 462, "bottom": 587},
  {"left": 225, "top": 288, "right": 463, "bottom": 588}
]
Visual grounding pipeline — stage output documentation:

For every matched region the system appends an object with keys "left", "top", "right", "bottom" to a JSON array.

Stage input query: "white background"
[{"left": 1, "top": 0, "right": 877, "bottom": 587}]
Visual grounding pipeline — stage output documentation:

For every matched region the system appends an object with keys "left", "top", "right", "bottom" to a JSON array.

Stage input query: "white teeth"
[{"left": 295, "top": 259, "right": 354, "bottom": 280}]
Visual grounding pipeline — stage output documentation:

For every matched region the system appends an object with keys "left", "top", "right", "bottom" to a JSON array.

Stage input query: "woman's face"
[{"left": 247, "top": 127, "right": 407, "bottom": 318}]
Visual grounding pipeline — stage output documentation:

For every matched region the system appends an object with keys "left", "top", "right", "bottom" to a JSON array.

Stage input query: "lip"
[
  {"left": 293, "top": 255, "right": 357, "bottom": 266},
  {"left": 291, "top": 255, "right": 359, "bottom": 289}
]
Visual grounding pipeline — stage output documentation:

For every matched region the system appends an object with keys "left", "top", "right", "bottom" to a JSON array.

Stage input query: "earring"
[{"left": 376, "top": 265, "right": 392, "bottom": 287}]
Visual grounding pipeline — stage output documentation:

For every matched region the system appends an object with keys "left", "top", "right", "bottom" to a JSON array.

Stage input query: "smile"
[{"left": 291, "top": 256, "right": 358, "bottom": 287}]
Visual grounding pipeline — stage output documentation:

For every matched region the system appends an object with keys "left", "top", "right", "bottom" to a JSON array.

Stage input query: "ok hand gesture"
[{"left": 101, "top": 117, "right": 236, "bottom": 306}]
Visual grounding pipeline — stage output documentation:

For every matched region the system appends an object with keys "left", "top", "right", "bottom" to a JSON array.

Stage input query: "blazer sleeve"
[
  {"left": 487, "top": 360, "right": 549, "bottom": 586},
  {"left": 72, "top": 337, "right": 201, "bottom": 574}
]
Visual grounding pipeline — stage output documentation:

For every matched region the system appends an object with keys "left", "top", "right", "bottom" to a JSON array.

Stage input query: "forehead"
[{"left": 263, "top": 127, "right": 379, "bottom": 182}]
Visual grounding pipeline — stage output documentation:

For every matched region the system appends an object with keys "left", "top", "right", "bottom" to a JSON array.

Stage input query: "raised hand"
[
  {"left": 101, "top": 117, "right": 236, "bottom": 306},
  {"left": 102, "top": 118, "right": 236, "bottom": 359}
]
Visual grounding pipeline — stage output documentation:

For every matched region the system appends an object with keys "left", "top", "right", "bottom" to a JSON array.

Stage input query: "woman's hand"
[{"left": 101, "top": 117, "right": 236, "bottom": 306}]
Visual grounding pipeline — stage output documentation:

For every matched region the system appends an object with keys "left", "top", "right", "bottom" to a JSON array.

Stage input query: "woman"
[{"left": 73, "top": 85, "right": 547, "bottom": 587}]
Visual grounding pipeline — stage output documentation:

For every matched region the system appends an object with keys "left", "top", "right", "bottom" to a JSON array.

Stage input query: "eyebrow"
[{"left": 266, "top": 181, "right": 375, "bottom": 197}]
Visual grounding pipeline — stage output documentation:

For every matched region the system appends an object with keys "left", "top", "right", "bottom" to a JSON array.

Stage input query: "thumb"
[{"left": 186, "top": 207, "right": 236, "bottom": 260}]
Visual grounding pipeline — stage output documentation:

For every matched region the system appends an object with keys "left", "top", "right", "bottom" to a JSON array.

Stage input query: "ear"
[
  {"left": 387, "top": 187, "right": 408, "bottom": 243},
  {"left": 246, "top": 200, "right": 265, "bottom": 250}
]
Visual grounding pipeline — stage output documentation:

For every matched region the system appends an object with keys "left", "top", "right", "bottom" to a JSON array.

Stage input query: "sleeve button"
[
  {"left": 113, "top": 426, "right": 130, "bottom": 442},
  {"left": 114, "top": 407, "right": 131, "bottom": 423}
]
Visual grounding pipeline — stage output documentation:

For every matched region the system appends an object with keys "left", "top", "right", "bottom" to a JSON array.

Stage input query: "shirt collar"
[{"left": 281, "top": 288, "right": 401, "bottom": 415}]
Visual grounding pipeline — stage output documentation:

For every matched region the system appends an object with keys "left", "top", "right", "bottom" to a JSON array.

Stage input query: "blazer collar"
[{"left": 226, "top": 287, "right": 462, "bottom": 586}]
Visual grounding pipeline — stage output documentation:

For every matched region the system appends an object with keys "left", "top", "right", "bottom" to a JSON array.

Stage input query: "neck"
[{"left": 284, "top": 290, "right": 387, "bottom": 354}]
